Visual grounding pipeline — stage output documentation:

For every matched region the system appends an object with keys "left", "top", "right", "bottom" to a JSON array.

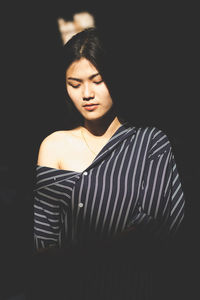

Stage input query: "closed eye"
[
  {"left": 68, "top": 82, "right": 80, "bottom": 88},
  {"left": 93, "top": 80, "right": 103, "bottom": 85}
]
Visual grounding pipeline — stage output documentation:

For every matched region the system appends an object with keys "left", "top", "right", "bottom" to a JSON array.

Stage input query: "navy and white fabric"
[{"left": 34, "top": 123, "right": 185, "bottom": 249}]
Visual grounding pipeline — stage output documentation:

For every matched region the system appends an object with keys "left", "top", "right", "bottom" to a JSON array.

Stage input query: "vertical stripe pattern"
[{"left": 34, "top": 123, "right": 185, "bottom": 249}]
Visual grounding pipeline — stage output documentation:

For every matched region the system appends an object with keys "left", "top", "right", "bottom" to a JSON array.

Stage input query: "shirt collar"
[{"left": 85, "top": 122, "right": 137, "bottom": 171}]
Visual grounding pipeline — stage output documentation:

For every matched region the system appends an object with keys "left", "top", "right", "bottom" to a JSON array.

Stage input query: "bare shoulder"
[
  {"left": 37, "top": 128, "right": 82, "bottom": 167},
  {"left": 37, "top": 128, "right": 80, "bottom": 168},
  {"left": 41, "top": 128, "right": 81, "bottom": 147},
  {"left": 39, "top": 131, "right": 63, "bottom": 150}
]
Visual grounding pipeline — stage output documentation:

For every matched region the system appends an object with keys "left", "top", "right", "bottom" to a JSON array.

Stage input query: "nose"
[{"left": 82, "top": 83, "right": 95, "bottom": 101}]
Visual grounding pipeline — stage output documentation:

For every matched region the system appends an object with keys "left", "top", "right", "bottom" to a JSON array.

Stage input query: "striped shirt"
[{"left": 34, "top": 123, "right": 185, "bottom": 249}]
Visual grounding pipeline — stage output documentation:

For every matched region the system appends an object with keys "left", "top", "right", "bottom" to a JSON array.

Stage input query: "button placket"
[{"left": 77, "top": 171, "right": 88, "bottom": 209}]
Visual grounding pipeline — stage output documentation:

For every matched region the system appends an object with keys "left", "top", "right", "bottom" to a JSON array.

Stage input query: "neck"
[{"left": 83, "top": 113, "right": 122, "bottom": 138}]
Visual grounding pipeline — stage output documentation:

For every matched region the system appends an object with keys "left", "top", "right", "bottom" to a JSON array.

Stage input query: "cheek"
[
  {"left": 67, "top": 88, "right": 79, "bottom": 104},
  {"left": 99, "top": 85, "right": 113, "bottom": 104},
  {"left": 67, "top": 86, "right": 73, "bottom": 98},
  {"left": 103, "top": 91, "right": 113, "bottom": 107}
]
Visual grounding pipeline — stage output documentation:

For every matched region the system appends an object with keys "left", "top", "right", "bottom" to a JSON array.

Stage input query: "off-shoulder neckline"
[
  {"left": 36, "top": 164, "right": 82, "bottom": 174},
  {"left": 36, "top": 122, "right": 131, "bottom": 174}
]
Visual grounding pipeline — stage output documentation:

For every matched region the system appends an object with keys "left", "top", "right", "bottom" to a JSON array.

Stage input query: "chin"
[
  {"left": 82, "top": 108, "right": 114, "bottom": 122},
  {"left": 82, "top": 112, "right": 103, "bottom": 120},
  {"left": 84, "top": 116, "right": 102, "bottom": 122}
]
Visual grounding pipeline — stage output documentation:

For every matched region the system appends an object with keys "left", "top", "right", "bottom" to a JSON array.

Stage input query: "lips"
[{"left": 83, "top": 104, "right": 99, "bottom": 111}]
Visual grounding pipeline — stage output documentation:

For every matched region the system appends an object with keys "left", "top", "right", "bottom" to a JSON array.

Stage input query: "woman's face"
[{"left": 66, "top": 58, "right": 113, "bottom": 121}]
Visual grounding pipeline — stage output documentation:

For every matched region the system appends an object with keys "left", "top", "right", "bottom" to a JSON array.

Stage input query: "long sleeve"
[
  {"left": 34, "top": 186, "right": 63, "bottom": 249},
  {"left": 33, "top": 166, "right": 72, "bottom": 250},
  {"left": 33, "top": 166, "right": 79, "bottom": 251},
  {"left": 128, "top": 128, "right": 185, "bottom": 237},
  {"left": 163, "top": 149, "right": 185, "bottom": 234}
]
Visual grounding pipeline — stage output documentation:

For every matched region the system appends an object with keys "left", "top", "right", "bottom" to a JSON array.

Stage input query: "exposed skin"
[{"left": 37, "top": 58, "right": 122, "bottom": 172}]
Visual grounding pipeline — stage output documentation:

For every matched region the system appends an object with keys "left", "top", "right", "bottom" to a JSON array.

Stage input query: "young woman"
[
  {"left": 34, "top": 27, "right": 185, "bottom": 250},
  {"left": 32, "top": 27, "right": 185, "bottom": 299}
]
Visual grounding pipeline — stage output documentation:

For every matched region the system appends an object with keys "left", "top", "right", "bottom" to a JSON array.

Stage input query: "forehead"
[{"left": 66, "top": 57, "right": 98, "bottom": 77}]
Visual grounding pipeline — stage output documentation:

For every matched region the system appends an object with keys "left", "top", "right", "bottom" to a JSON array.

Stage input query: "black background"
[{"left": 0, "top": 1, "right": 198, "bottom": 299}]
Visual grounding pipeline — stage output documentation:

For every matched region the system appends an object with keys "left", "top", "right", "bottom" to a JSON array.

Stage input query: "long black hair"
[{"left": 61, "top": 27, "right": 126, "bottom": 129}]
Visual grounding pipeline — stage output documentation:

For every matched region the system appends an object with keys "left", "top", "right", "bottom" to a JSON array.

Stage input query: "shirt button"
[
  {"left": 83, "top": 171, "right": 88, "bottom": 176},
  {"left": 78, "top": 203, "right": 84, "bottom": 208}
]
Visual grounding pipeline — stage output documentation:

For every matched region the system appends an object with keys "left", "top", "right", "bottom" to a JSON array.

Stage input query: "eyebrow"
[{"left": 67, "top": 73, "right": 100, "bottom": 82}]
